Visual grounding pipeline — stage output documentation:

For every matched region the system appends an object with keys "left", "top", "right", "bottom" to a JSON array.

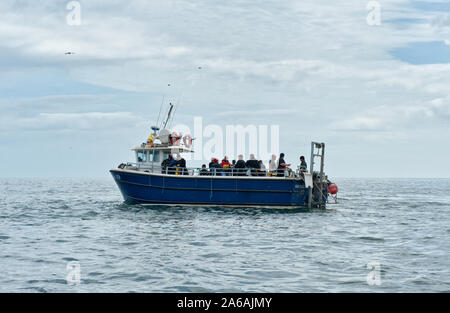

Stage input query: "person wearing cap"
[{"left": 209, "top": 157, "right": 221, "bottom": 175}]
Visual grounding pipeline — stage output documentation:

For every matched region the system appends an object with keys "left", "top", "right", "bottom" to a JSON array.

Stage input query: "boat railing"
[{"left": 120, "top": 162, "right": 304, "bottom": 178}]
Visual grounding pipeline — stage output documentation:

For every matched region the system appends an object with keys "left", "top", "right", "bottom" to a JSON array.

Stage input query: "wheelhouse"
[
  {"left": 135, "top": 149, "right": 166, "bottom": 164},
  {"left": 131, "top": 146, "right": 194, "bottom": 169}
]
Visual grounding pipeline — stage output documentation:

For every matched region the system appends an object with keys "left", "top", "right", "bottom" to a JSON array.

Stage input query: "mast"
[{"left": 162, "top": 103, "right": 174, "bottom": 129}]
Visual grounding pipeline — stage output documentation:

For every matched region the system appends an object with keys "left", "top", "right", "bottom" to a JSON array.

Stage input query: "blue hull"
[{"left": 111, "top": 169, "right": 326, "bottom": 208}]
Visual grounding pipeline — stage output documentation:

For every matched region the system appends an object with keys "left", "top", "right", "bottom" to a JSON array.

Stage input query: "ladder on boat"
[{"left": 308, "top": 142, "right": 326, "bottom": 208}]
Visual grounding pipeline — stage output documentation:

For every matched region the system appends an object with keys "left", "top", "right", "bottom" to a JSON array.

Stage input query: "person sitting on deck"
[
  {"left": 175, "top": 154, "right": 187, "bottom": 175},
  {"left": 168, "top": 155, "right": 177, "bottom": 174},
  {"left": 231, "top": 160, "right": 236, "bottom": 168},
  {"left": 221, "top": 156, "right": 231, "bottom": 175},
  {"left": 299, "top": 156, "right": 307, "bottom": 172},
  {"left": 277, "top": 153, "right": 291, "bottom": 177},
  {"left": 268, "top": 154, "right": 278, "bottom": 176},
  {"left": 199, "top": 164, "right": 209, "bottom": 176},
  {"left": 161, "top": 154, "right": 173, "bottom": 174},
  {"left": 221, "top": 156, "right": 231, "bottom": 168},
  {"left": 209, "top": 158, "right": 221, "bottom": 175},
  {"left": 234, "top": 155, "right": 246, "bottom": 176},
  {"left": 245, "top": 154, "right": 260, "bottom": 176},
  {"left": 257, "top": 160, "right": 266, "bottom": 176}
]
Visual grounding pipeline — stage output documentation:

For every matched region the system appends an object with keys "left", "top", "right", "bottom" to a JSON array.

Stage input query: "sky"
[{"left": 0, "top": 0, "right": 449, "bottom": 178}]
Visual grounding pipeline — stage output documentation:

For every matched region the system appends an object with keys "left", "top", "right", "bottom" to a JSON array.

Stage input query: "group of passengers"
[
  {"left": 161, "top": 154, "right": 187, "bottom": 175},
  {"left": 161, "top": 153, "right": 307, "bottom": 177},
  {"left": 201, "top": 153, "right": 308, "bottom": 177}
]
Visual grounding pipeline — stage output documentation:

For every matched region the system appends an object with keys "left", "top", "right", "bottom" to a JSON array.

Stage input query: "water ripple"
[{"left": 0, "top": 177, "right": 449, "bottom": 292}]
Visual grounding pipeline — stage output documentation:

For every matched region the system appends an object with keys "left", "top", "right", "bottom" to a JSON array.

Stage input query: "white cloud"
[
  {"left": 331, "top": 116, "right": 389, "bottom": 132},
  {"left": 0, "top": 112, "right": 144, "bottom": 131},
  {"left": 1, "top": 0, "right": 450, "bottom": 176}
]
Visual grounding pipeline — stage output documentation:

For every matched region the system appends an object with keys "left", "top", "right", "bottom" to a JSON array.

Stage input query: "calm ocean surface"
[{"left": 0, "top": 177, "right": 449, "bottom": 292}]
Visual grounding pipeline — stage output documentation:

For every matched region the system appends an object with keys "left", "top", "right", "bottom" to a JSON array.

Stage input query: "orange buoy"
[{"left": 328, "top": 183, "right": 338, "bottom": 195}]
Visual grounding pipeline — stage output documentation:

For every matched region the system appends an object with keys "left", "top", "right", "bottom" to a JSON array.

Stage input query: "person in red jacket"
[
  {"left": 220, "top": 156, "right": 231, "bottom": 176},
  {"left": 221, "top": 156, "right": 231, "bottom": 168}
]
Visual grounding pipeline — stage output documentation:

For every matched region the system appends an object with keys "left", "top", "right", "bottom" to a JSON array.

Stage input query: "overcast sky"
[{"left": 1, "top": 0, "right": 449, "bottom": 178}]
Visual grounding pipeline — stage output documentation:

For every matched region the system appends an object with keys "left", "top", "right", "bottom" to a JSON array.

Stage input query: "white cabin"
[{"left": 131, "top": 145, "right": 194, "bottom": 170}]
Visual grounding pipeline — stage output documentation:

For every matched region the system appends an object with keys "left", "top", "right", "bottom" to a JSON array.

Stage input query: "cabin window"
[
  {"left": 148, "top": 150, "right": 161, "bottom": 162},
  {"left": 137, "top": 151, "right": 147, "bottom": 162}
]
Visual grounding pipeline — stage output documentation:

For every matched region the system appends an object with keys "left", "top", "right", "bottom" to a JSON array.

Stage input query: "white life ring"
[
  {"left": 183, "top": 134, "right": 192, "bottom": 148},
  {"left": 170, "top": 131, "right": 180, "bottom": 145}
]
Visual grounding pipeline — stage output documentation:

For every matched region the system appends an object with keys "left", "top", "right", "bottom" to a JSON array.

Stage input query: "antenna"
[
  {"left": 162, "top": 102, "right": 174, "bottom": 129},
  {"left": 155, "top": 95, "right": 165, "bottom": 129},
  {"left": 159, "top": 103, "right": 170, "bottom": 129},
  {"left": 168, "top": 97, "right": 181, "bottom": 129}
]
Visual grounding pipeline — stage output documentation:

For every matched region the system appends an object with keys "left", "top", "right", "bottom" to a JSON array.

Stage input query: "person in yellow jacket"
[{"left": 147, "top": 133, "right": 154, "bottom": 144}]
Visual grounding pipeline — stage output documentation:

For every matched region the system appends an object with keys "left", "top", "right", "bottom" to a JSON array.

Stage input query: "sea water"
[{"left": 0, "top": 178, "right": 449, "bottom": 292}]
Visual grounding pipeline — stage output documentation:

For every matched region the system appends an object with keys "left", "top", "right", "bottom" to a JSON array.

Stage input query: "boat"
[{"left": 110, "top": 105, "right": 338, "bottom": 209}]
